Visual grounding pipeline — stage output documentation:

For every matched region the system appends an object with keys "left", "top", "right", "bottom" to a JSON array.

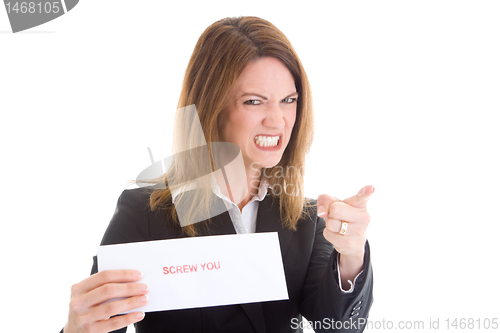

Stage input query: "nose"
[{"left": 262, "top": 102, "right": 286, "bottom": 129}]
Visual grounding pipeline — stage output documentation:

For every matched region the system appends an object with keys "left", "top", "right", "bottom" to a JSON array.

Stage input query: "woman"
[{"left": 62, "top": 16, "right": 374, "bottom": 333}]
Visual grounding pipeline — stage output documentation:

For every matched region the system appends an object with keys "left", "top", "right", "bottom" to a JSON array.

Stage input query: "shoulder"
[
  {"left": 303, "top": 196, "right": 318, "bottom": 214},
  {"left": 118, "top": 186, "right": 154, "bottom": 204},
  {"left": 117, "top": 183, "right": 172, "bottom": 211},
  {"left": 100, "top": 186, "right": 161, "bottom": 245},
  {"left": 296, "top": 196, "right": 325, "bottom": 235},
  {"left": 299, "top": 196, "right": 319, "bottom": 224}
]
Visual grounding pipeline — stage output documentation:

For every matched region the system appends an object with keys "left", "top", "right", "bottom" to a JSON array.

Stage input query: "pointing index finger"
[{"left": 343, "top": 185, "right": 375, "bottom": 208}]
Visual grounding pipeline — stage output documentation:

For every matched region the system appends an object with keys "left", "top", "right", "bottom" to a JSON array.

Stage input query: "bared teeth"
[{"left": 254, "top": 135, "right": 279, "bottom": 147}]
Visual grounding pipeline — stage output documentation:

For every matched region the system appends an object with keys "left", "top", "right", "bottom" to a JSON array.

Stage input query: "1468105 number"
[
  {"left": 445, "top": 318, "right": 498, "bottom": 330},
  {"left": 5, "top": 2, "right": 61, "bottom": 14}
]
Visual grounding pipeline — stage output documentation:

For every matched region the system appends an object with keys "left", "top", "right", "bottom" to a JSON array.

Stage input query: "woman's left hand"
[{"left": 317, "top": 185, "right": 374, "bottom": 277}]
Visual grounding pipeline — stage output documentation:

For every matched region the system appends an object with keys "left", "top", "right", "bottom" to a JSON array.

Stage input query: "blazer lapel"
[
  {"left": 188, "top": 194, "right": 291, "bottom": 333},
  {"left": 201, "top": 209, "right": 237, "bottom": 236},
  {"left": 240, "top": 302, "right": 267, "bottom": 333},
  {"left": 255, "top": 194, "right": 294, "bottom": 257},
  {"left": 239, "top": 194, "right": 295, "bottom": 333},
  {"left": 182, "top": 193, "right": 238, "bottom": 237},
  {"left": 192, "top": 192, "right": 293, "bottom": 255}
]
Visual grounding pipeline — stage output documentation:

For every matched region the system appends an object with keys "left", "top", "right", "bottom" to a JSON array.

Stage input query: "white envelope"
[{"left": 97, "top": 232, "right": 289, "bottom": 313}]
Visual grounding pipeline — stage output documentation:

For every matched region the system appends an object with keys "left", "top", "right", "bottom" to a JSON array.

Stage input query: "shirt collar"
[{"left": 171, "top": 174, "right": 270, "bottom": 205}]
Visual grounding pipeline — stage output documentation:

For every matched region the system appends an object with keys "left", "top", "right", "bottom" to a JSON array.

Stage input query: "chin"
[
  {"left": 259, "top": 159, "right": 282, "bottom": 170},
  {"left": 248, "top": 160, "right": 278, "bottom": 172}
]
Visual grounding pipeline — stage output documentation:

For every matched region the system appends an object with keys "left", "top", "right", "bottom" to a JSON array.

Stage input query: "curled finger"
[
  {"left": 91, "top": 311, "right": 146, "bottom": 333},
  {"left": 89, "top": 294, "right": 149, "bottom": 324},
  {"left": 85, "top": 282, "right": 149, "bottom": 309}
]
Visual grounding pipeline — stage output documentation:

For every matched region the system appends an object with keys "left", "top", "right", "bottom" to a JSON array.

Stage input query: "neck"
[
  {"left": 238, "top": 164, "right": 262, "bottom": 211},
  {"left": 214, "top": 162, "right": 263, "bottom": 212}
]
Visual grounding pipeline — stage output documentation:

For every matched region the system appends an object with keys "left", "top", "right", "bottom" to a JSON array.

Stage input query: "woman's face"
[{"left": 218, "top": 57, "right": 297, "bottom": 174}]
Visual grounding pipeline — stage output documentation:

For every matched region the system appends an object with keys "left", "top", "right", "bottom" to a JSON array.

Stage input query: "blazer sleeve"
[
  {"left": 299, "top": 214, "right": 374, "bottom": 333},
  {"left": 97, "top": 188, "right": 153, "bottom": 333},
  {"left": 60, "top": 189, "right": 152, "bottom": 333}
]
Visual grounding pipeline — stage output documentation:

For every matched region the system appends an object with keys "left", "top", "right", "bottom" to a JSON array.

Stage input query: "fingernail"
[
  {"left": 140, "top": 284, "right": 149, "bottom": 293},
  {"left": 358, "top": 187, "right": 365, "bottom": 195},
  {"left": 135, "top": 312, "right": 145, "bottom": 320},
  {"left": 138, "top": 295, "right": 148, "bottom": 303},
  {"left": 318, "top": 206, "right": 326, "bottom": 217},
  {"left": 134, "top": 270, "right": 143, "bottom": 278}
]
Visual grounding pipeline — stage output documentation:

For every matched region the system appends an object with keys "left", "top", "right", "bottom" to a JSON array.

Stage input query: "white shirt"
[{"left": 171, "top": 177, "right": 362, "bottom": 293}]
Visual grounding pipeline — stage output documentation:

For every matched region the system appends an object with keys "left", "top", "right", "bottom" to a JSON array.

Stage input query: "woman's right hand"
[{"left": 63, "top": 269, "right": 149, "bottom": 333}]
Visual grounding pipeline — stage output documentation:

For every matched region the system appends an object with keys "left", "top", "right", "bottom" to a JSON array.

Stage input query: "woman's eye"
[
  {"left": 244, "top": 99, "right": 261, "bottom": 105},
  {"left": 282, "top": 97, "right": 297, "bottom": 103}
]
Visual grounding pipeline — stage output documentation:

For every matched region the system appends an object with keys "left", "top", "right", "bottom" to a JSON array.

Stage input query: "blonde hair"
[{"left": 147, "top": 16, "right": 314, "bottom": 236}]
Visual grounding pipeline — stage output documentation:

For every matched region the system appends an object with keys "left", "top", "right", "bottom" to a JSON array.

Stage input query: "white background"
[{"left": 1, "top": 1, "right": 499, "bottom": 332}]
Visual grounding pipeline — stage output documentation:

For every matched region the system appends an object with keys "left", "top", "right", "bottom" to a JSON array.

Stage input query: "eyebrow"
[{"left": 240, "top": 92, "right": 299, "bottom": 100}]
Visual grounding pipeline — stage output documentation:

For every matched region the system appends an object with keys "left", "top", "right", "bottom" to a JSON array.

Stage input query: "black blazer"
[{"left": 74, "top": 187, "right": 373, "bottom": 333}]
